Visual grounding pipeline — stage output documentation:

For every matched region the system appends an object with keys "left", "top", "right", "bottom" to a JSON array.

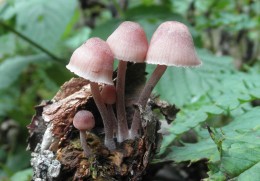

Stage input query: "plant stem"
[
  {"left": 90, "top": 82, "right": 115, "bottom": 149},
  {"left": 116, "top": 61, "right": 129, "bottom": 142},
  {"left": 130, "top": 65, "right": 167, "bottom": 139},
  {"left": 0, "top": 21, "right": 63, "bottom": 64}
]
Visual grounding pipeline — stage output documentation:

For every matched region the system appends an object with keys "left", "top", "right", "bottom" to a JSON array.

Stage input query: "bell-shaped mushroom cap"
[
  {"left": 146, "top": 21, "right": 201, "bottom": 67},
  {"left": 66, "top": 37, "right": 114, "bottom": 85},
  {"left": 73, "top": 110, "right": 95, "bottom": 131},
  {"left": 107, "top": 21, "right": 148, "bottom": 63}
]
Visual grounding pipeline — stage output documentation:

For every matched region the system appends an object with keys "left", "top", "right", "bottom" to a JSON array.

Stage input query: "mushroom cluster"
[{"left": 66, "top": 21, "right": 201, "bottom": 153}]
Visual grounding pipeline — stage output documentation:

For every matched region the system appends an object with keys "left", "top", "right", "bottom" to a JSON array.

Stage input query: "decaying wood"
[{"left": 27, "top": 64, "right": 177, "bottom": 181}]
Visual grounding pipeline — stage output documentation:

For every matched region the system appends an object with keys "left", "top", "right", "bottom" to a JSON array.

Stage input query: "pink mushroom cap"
[
  {"left": 107, "top": 21, "right": 148, "bottom": 63},
  {"left": 146, "top": 21, "right": 201, "bottom": 67},
  {"left": 66, "top": 37, "right": 114, "bottom": 85},
  {"left": 73, "top": 110, "right": 95, "bottom": 131},
  {"left": 101, "top": 85, "right": 116, "bottom": 105}
]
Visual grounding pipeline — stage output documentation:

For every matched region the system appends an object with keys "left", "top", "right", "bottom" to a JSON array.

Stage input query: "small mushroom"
[
  {"left": 130, "top": 21, "right": 202, "bottom": 139},
  {"left": 73, "top": 110, "right": 95, "bottom": 157},
  {"left": 66, "top": 37, "right": 115, "bottom": 149},
  {"left": 107, "top": 21, "right": 148, "bottom": 142},
  {"left": 101, "top": 85, "right": 117, "bottom": 105},
  {"left": 101, "top": 85, "right": 117, "bottom": 137}
]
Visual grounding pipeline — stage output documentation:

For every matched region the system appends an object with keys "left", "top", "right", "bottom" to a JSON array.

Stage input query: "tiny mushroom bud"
[
  {"left": 107, "top": 21, "right": 148, "bottom": 142},
  {"left": 130, "top": 21, "right": 202, "bottom": 139},
  {"left": 67, "top": 37, "right": 115, "bottom": 149},
  {"left": 101, "top": 85, "right": 117, "bottom": 105},
  {"left": 73, "top": 110, "right": 95, "bottom": 157},
  {"left": 101, "top": 85, "right": 118, "bottom": 137}
]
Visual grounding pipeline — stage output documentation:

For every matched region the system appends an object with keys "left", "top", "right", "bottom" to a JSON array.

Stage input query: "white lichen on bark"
[{"left": 31, "top": 144, "right": 61, "bottom": 180}]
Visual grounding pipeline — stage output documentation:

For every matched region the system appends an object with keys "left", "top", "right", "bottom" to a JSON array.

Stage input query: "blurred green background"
[{"left": 0, "top": 0, "right": 259, "bottom": 180}]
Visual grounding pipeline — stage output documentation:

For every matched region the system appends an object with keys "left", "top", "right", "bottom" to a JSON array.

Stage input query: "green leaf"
[
  {"left": 10, "top": 168, "right": 32, "bottom": 181},
  {"left": 14, "top": 0, "right": 77, "bottom": 51},
  {"left": 156, "top": 48, "right": 260, "bottom": 154},
  {"left": 237, "top": 162, "right": 260, "bottom": 181},
  {"left": 0, "top": 93, "right": 16, "bottom": 117},
  {"left": 218, "top": 123, "right": 260, "bottom": 180},
  {"left": 90, "top": 5, "right": 188, "bottom": 41},
  {"left": 0, "top": 34, "right": 16, "bottom": 57},
  {"left": 125, "top": 5, "right": 181, "bottom": 21},
  {"left": 90, "top": 19, "right": 122, "bottom": 40},
  {"left": 65, "top": 27, "right": 91, "bottom": 50},
  {"left": 0, "top": 54, "right": 48, "bottom": 90},
  {"left": 6, "top": 147, "right": 31, "bottom": 173},
  {"left": 159, "top": 60, "right": 260, "bottom": 155},
  {"left": 166, "top": 139, "right": 220, "bottom": 163},
  {"left": 0, "top": 2, "right": 16, "bottom": 20},
  {"left": 149, "top": 49, "right": 235, "bottom": 107},
  {"left": 163, "top": 107, "right": 260, "bottom": 180}
]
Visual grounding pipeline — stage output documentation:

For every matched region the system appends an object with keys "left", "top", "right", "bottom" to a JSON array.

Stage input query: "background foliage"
[{"left": 0, "top": 0, "right": 259, "bottom": 180}]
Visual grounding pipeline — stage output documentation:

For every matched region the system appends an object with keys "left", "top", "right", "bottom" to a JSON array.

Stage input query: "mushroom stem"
[
  {"left": 130, "top": 65, "right": 167, "bottom": 139},
  {"left": 116, "top": 61, "right": 129, "bottom": 142},
  {"left": 90, "top": 82, "right": 115, "bottom": 149},
  {"left": 107, "top": 105, "right": 118, "bottom": 138},
  {"left": 80, "top": 131, "right": 91, "bottom": 157}
]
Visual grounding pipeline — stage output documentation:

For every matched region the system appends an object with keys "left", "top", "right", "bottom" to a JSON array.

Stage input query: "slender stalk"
[
  {"left": 90, "top": 82, "right": 115, "bottom": 149},
  {"left": 130, "top": 65, "right": 167, "bottom": 139},
  {"left": 107, "top": 105, "right": 118, "bottom": 137},
  {"left": 0, "top": 21, "right": 63, "bottom": 64},
  {"left": 116, "top": 61, "right": 129, "bottom": 142},
  {"left": 80, "top": 131, "right": 91, "bottom": 157}
]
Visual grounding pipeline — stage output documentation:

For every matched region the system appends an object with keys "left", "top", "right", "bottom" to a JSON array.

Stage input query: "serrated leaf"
[
  {"left": 221, "top": 140, "right": 260, "bottom": 177},
  {"left": 157, "top": 48, "right": 260, "bottom": 154},
  {"left": 149, "top": 49, "right": 235, "bottom": 107},
  {"left": 163, "top": 107, "right": 260, "bottom": 181},
  {"left": 237, "top": 162, "right": 260, "bottom": 181},
  {"left": 166, "top": 139, "right": 219, "bottom": 163},
  {"left": 0, "top": 54, "right": 48, "bottom": 90},
  {"left": 189, "top": 108, "right": 260, "bottom": 180},
  {"left": 215, "top": 94, "right": 240, "bottom": 110},
  {"left": 14, "top": 0, "right": 77, "bottom": 51}
]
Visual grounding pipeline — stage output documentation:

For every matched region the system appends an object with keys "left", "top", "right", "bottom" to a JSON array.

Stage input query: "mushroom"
[
  {"left": 107, "top": 21, "right": 148, "bottom": 142},
  {"left": 73, "top": 110, "right": 95, "bottom": 157},
  {"left": 130, "top": 21, "right": 202, "bottom": 139},
  {"left": 101, "top": 85, "right": 117, "bottom": 137},
  {"left": 101, "top": 85, "right": 117, "bottom": 105},
  {"left": 66, "top": 37, "right": 115, "bottom": 149}
]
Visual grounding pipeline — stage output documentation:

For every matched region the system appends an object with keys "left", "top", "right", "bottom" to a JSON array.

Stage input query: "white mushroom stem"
[
  {"left": 130, "top": 65, "right": 167, "bottom": 139},
  {"left": 90, "top": 82, "right": 115, "bottom": 149},
  {"left": 116, "top": 61, "right": 129, "bottom": 142},
  {"left": 79, "top": 131, "right": 91, "bottom": 157}
]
